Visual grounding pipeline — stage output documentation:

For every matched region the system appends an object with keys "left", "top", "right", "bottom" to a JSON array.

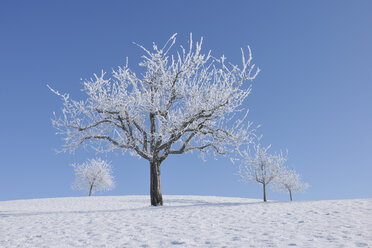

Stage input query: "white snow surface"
[{"left": 0, "top": 195, "right": 371, "bottom": 247}]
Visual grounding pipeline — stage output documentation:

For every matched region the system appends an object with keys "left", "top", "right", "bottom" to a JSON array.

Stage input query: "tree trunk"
[
  {"left": 263, "top": 183, "right": 267, "bottom": 202},
  {"left": 289, "top": 189, "right": 292, "bottom": 201},
  {"left": 150, "top": 160, "right": 163, "bottom": 206},
  {"left": 89, "top": 183, "right": 94, "bottom": 196}
]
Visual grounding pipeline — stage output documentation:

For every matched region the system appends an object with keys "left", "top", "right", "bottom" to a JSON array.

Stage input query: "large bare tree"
[{"left": 49, "top": 34, "right": 259, "bottom": 206}]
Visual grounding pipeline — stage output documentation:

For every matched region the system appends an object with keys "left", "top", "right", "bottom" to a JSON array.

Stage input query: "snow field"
[{"left": 0, "top": 195, "right": 371, "bottom": 247}]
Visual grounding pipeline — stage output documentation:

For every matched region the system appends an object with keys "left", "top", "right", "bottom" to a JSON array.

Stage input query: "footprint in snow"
[
  {"left": 355, "top": 242, "right": 369, "bottom": 247},
  {"left": 171, "top": 241, "right": 185, "bottom": 245}
]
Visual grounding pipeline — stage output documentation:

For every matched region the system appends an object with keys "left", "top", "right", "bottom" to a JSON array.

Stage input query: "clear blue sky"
[{"left": 1, "top": 0, "right": 371, "bottom": 202}]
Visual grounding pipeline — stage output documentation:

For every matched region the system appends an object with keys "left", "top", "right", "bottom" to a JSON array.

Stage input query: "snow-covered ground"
[{"left": 0, "top": 195, "right": 371, "bottom": 247}]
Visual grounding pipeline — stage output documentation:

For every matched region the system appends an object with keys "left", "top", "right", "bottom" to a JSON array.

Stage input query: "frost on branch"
[
  {"left": 238, "top": 142, "right": 287, "bottom": 202},
  {"left": 50, "top": 33, "right": 260, "bottom": 206},
  {"left": 49, "top": 33, "right": 260, "bottom": 161},
  {"left": 272, "top": 168, "right": 309, "bottom": 201},
  {"left": 72, "top": 158, "right": 115, "bottom": 196}
]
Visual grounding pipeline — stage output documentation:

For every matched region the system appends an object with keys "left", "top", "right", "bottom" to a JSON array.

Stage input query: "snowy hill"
[{"left": 0, "top": 196, "right": 371, "bottom": 247}]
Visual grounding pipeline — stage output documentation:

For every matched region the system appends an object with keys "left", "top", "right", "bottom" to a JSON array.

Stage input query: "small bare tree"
[
  {"left": 72, "top": 158, "right": 115, "bottom": 196},
  {"left": 272, "top": 168, "right": 308, "bottom": 201},
  {"left": 238, "top": 143, "right": 286, "bottom": 202},
  {"left": 49, "top": 33, "right": 260, "bottom": 206}
]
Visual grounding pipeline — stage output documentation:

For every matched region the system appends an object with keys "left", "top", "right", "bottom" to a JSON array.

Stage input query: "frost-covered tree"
[
  {"left": 238, "top": 143, "right": 286, "bottom": 202},
  {"left": 49, "top": 33, "right": 260, "bottom": 206},
  {"left": 72, "top": 158, "right": 115, "bottom": 196},
  {"left": 272, "top": 168, "right": 308, "bottom": 201}
]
